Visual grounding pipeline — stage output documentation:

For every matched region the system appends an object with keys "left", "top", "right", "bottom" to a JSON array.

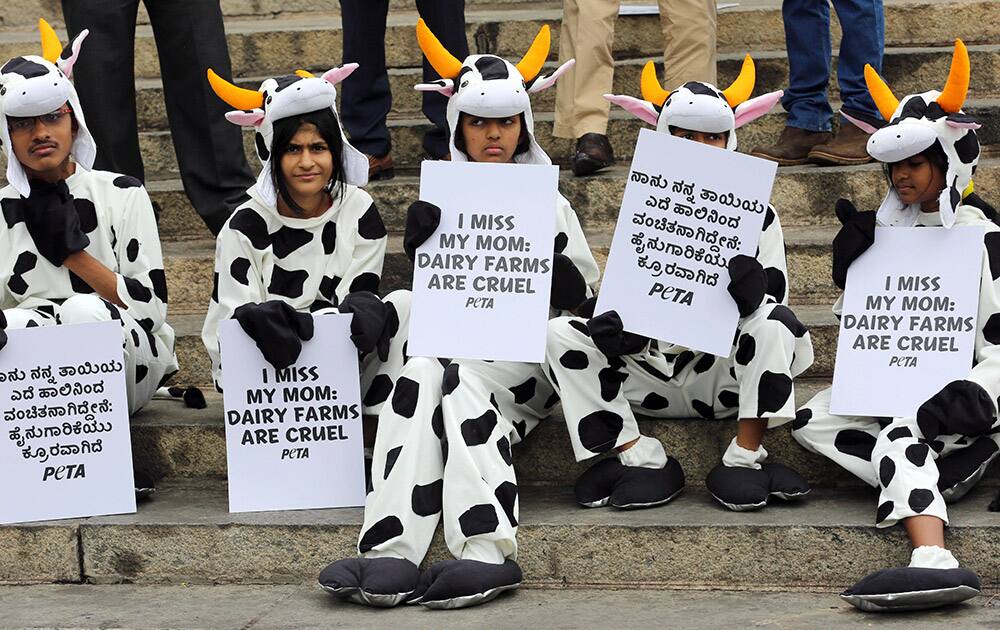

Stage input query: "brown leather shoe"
[
  {"left": 750, "top": 126, "right": 832, "bottom": 166},
  {"left": 807, "top": 121, "right": 874, "bottom": 166},
  {"left": 572, "top": 133, "right": 615, "bottom": 176},
  {"left": 367, "top": 153, "right": 395, "bottom": 181}
]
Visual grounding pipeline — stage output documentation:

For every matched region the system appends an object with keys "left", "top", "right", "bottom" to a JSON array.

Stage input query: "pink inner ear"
[
  {"left": 946, "top": 120, "right": 982, "bottom": 130},
  {"left": 322, "top": 63, "right": 360, "bottom": 86},
  {"left": 57, "top": 28, "right": 89, "bottom": 78},
  {"left": 734, "top": 90, "right": 783, "bottom": 128},
  {"left": 839, "top": 110, "right": 879, "bottom": 135},
  {"left": 603, "top": 94, "right": 659, "bottom": 126},
  {"left": 225, "top": 110, "right": 266, "bottom": 127},
  {"left": 415, "top": 81, "right": 455, "bottom": 97},
  {"left": 527, "top": 59, "right": 575, "bottom": 94}
]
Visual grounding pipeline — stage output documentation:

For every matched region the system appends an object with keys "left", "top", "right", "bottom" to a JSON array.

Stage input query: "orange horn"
[
  {"left": 937, "top": 39, "right": 970, "bottom": 113},
  {"left": 722, "top": 55, "right": 755, "bottom": 108},
  {"left": 206, "top": 69, "right": 264, "bottom": 110},
  {"left": 864, "top": 64, "right": 899, "bottom": 121},
  {"left": 416, "top": 18, "right": 463, "bottom": 80},
  {"left": 515, "top": 25, "right": 550, "bottom": 83},
  {"left": 295, "top": 70, "right": 316, "bottom": 78},
  {"left": 39, "top": 18, "right": 62, "bottom": 63},
  {"left": 640, "top": 61, "right": 669, "bottom": 106}
]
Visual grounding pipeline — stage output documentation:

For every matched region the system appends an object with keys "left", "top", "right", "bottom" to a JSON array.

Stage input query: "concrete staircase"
[{"left": 0, "top": 0, "right": 998, "bottom": 610}]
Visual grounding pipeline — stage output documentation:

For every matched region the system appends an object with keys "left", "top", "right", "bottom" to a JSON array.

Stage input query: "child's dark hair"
[
  {"left": 667, "top": 126, "right": 729, "bottom": 143},
  {"left": 883, "top": 140, "right": 948, "bottom": 189},
  {"left": 454, "top": 112, "right": 531, "bottom": 158},
  {"left": 270, "top": 108, "right": 345, "bottom": 214}
]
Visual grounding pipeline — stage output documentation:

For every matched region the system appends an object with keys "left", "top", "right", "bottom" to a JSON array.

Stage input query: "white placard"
[
  {"left": 830, "top": 226, "right": 984, "bottom": 417},
  {"left": 408, "top": 161, "right": 559, "bottom": 362},
  {"left": 220, "top": 315, "right": 365, "bottom": 513},
  {"left": 0, "top": 321, "right": 135, "bottom": 524},
  {"left": 596, "top": 129, "right": 776, "bottom": 356}
]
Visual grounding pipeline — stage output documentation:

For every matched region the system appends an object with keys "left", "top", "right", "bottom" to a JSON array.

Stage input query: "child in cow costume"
[
  {"left": 0, "top": 22, "right": 177, "bottom": 430},
  {"left": 202, "top": 64, "right": 412, "bottom": 413},
  {"left": 317, "top": 20, "right": 599, "bottom": 609},
  {"left": 793, "top": 41, "right": 998, "bottom": 612},
  {"left": 543, "top": 58, "right": 815, "bottom": 512}
]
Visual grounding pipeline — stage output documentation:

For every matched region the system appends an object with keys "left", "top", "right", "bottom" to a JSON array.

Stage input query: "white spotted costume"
[
  {"left": 545, "top": 58, "right": 815, "bottom": 512},
  {"left": 201, "top": 66, "right": 410, "bottom": 412},
  {"left": 0, "top": 21, "right": 177, "bottom": 415},
  {"left": 793, "top": 41, "right": 996, "bottom": 612},
  {"left": 319, "top": 21, "right": 597, "bottom": 610}
]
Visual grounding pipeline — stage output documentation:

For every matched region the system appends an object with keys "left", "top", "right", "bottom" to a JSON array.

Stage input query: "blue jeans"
[{"left": 781, "top": 0, "right": 884, "bottom": 131}]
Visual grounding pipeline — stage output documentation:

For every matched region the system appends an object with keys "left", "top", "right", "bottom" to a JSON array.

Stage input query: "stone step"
[
  {"left": 0, "top": 2, "right": 995, "bottom": 79},
  {"left": 4, "top": 477, "right": 997, "bottom": 587}
]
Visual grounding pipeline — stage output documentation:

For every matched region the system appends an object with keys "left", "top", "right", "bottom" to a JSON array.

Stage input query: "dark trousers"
[
  {"left": 340, "top": 0, "right": 468, "bottom": 159},
  {"left": 61, "top": 0, "right": 255, "bottom": 235}
]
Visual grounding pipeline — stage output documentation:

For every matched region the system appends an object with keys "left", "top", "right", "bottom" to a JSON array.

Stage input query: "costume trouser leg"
[
  {"left": 553, "top": 0, "right": 619, "bottom": 138},
  {"left": 358, "top": 289, "right": 412, "bottom": 416},
  {"left": 657, "top": 0, "right": 717, "bottom": 86},
  {"left": 439, "top": 360, "right": 554, "bottom": 563}
]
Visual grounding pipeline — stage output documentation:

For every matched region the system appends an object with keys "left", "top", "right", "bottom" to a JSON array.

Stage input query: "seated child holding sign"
[
  {"left": 793, "top": 41, "right": 999, "bottom": 612},
  {"left": 546, "top": 58, "right": 815, "bottom": 511},
  {"left": 318, "top": 20, "right": 599, "bottom": 609},
  {"left": 0, "top": 22, "right": 178, "bottom": 465},
  {"left": 202, "top": 64, "right": 411, "bottom": 411}
]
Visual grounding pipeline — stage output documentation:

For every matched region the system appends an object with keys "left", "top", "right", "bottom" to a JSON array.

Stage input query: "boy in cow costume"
[
  {"left": 0, "top": 22, "right": 177, "bottom": 432},
  {"left": 793, "top": 40, "right": 997, "bottom": 612},
  {"left": 317, "top": 20, "right": 599, "bottom": 609},
  {"left": 545, "top": 58, "right": 815, "bottom": 512},
  {"left": 202, "top": 63, "right": 412, "bottom": 415}
]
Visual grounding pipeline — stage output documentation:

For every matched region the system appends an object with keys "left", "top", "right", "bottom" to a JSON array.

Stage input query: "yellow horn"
[
  {"left": 39, "top": 18, "right": 62, "bottom": 63},
  {"left": 864, "top": 64, "right": 899, "bottom": 121},
  {"left": 937, "top": 39, "right": 970, "bottom": 113},
  {"left": 295, "top": 70, "right": 316, "bottom": 79},
  {"left": 640, "top": 61, "right": 669, "bottom": 107},
  {"left": 515, "top": 25, "right": 550, "bottom": 83},
  {"left": 206, "top": 69, "right": 264, "bottom": 110},
  {"left": 722, "top": 55, "right": 755, "bottom": 108},
  {"left": 416, "top": 18, "right": 463, "bottom": 80}
]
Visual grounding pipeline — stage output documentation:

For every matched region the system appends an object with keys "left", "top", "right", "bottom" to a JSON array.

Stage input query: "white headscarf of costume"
[
  {"left": 0, "top": 19, "right": 95, "bottom": 197},
  {"left": 603, "top": 56, "right": 783, "bottom": 152},
  {"left": 207, "top": 65, "right": 369, "bottom": 208},
  {"left": 841, "top": 40, "right": 979, "bottom": 229},
  {"left": 413, "top": 18, "right": 573, "bottom": 166}
]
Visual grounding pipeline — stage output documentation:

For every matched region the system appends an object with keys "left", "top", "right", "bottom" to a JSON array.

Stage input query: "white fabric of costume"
[
  {"left": 201, "top": 183, "right": 409, "bottom": 413},
  {"left": 794, "top": 205, "right": 1000, "bottom": 527},
  {"left": 0, "top": 169, "right": 177, "bottom": 414}
]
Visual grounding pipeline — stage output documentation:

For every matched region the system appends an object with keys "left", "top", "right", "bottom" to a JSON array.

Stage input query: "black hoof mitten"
[
  {"left": 133, "top": 470, "right": 156, "bottom": 500},
  {"left": 841, "top": 567, "right": 981, "bottom": 612},
  {"left": 574, "top": 458, "right": 625, "bottom": 508},
  {"left": 762, "top": 462, "right": 810, "bottom": 501},
  {"left": 409, "top": 559, "right": 522, "bottom": 609},
  {"left": 318, "top": 557, "right": 420, "bottom": 607},
  {"left": 937, "top": 437, "right": 1000, "bottom": 503},
  {"left": 610, "top": 458, "right": 686, "bottom": 509},
  {"left": 705, "top": 464, "right": 769, "bottom": 511}
]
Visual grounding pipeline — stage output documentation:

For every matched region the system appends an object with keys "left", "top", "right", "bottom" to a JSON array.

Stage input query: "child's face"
[
  {"left": 890, "top": 154, "right": 945, "bottom": 210},
  {"left": 279, "top": 122, "right": 334, "bottom": 202},
  {"left": 8, "top": 104, "right": 75, "bottom": 177},
  {"left": 669, "top": 127, "right": 727, "bottom": 149},
  {"left": 459, "top": 114, "right": 522, "bottom": 163}
]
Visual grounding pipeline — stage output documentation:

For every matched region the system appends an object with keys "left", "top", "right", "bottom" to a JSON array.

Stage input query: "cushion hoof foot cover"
[
  {"left": 318, "top": 557, "right": 420, "bottom": 607},
  {"left": 841, "top": 566, "right": 981, "bottom": 612},
  {"left": 409, "top": 559, "right": 522, "bottom": 609},
  {"left": 574, "top": 457, "right": 685, "bottom": 509}
]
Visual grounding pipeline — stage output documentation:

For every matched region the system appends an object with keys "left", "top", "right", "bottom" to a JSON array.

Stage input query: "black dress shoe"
[{"left": 572, "top": 133, "right": 614, "bottom": 176}]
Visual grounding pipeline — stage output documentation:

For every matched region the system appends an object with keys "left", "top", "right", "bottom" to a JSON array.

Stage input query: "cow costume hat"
[
  {"left": 545, "top": 57, "right": 815, "bottom": 513},
  {"left": 794, "top": 40, "right": 997, "bottom": 613},
  {"left": 206, "top": 65, "right": 369, "bottom": 208},
  {"left": 0, "top": 19, "right": 96, "bottom": 198}
]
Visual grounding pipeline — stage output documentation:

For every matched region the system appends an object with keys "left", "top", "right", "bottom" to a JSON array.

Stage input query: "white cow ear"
[
  {"left": 225, "top": 110, "right": 266, "bottom": 127},
  {"left": 604, "top": 94, "right": 659, "bottom": 126},
  {"left": 528, "top": 59, "right": 574, "bottom": 94},
  {"left": 733, "top": 90, "right": 782, "bottom": 128},
  {"left": 57, "top": 28, "right": 89, "bottom": 78},
  {"left": 415, "top": 79, "right": 455, "bottom": 97},
  {"left": 322, "top": 63, "right": 359, "bottom": 86}
]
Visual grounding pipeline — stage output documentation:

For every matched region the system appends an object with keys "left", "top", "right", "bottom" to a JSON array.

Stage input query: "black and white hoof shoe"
[
  {"left": 408, "top": 559, "right": 522, "bottom": 609},
  {"left": 761, "top": 462, "right": 810, "bottom": 501},
  {"left": 841, "top": 567, "right": 981, "bottom": 612},
  {"left": 610, "top": 458, "right": 686, "bottom": 509},
  {"left": 318, "top": 557, "right": 420, "bottom": 607},
  {"left": 574, "top": 458, "right": 625, "bottom": 508},
  {"left": 134, "top": 470, "right": 156, "bottom": 500},
  {"left": 705, "top": 464, "right": 769, "bottom": 511},
  {"left": 937, "top": 437, "right": 999, "bottom": 503}
]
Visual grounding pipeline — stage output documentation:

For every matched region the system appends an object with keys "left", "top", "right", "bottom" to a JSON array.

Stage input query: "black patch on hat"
[
  {"left": 1, "top": 57, "right": 49, "bottom": 79},
  {"left": 681, "top": 82, "right": 722, "bottom": 98},
  {"left": 273, "top": 75, "right": 304, "bottom": 92},
  {"left": 475, "top": 56, "right": 509, "bottom": 81}
]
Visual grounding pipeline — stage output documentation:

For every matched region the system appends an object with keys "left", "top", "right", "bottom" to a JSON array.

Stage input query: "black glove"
[
  {"left": 21, "top": 179, "right": 90, "bottom": 267},
  {"left": 232, "top": 300, "right": 314, "bottom": 370},
  {"left": 551, "top": 253, "right": 588, "bottom": 311},
  {"left": 587, "top": 310, "right": 649, "bottom": 358},
  {"left": 338, "top": 291, "right": 391, "bottom": 360},
  {"left": 727, "top": 254, "right": 768, "bottom": 318},
  {"left": 576, "top": 296, "right": 598, "bottom": 318},
  {"left": 403, "top": 200, "right": 441, "bottom": 261},
  {"left": 831, "top": 198, "right": 876, "bottom": 290},
  {"left": 917, "top": 380, "right": 996, "bottom": 440},
  {"left": 0, "top": 310, "right": 7, "bottom": 353}
]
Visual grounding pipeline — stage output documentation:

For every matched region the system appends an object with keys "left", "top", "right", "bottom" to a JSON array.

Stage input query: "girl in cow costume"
[
  {"left": 0, "top": 22, "right": 178, "bottom": 431},
  {"left": 793, "top": 40, "right": 998, "bottom": 612},
  {"left": 202, "top": 64, "right": 412, "bottom": 413},
  {"left": 318, "top": 20, "right": 599, "bottom": 609},
  {"left": 543, "top": 58, "right": 815, "bottom": 513}
]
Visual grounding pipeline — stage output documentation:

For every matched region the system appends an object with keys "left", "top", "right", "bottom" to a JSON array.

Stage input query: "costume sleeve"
[
  {"left": 336, "top": 200, "right": 387, "bottom": 303},
  {"left": 201, "top": 227, "right": 267, "bottom": 390},
  {"left": 112, "top": 186, "right": 169, "bottom": 331},
  {"left": 756, "top": 205, "right": 789, "bottom": 305},
  {"left": 963, "top": 234, "right": 1000, "bottom": 404}
]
